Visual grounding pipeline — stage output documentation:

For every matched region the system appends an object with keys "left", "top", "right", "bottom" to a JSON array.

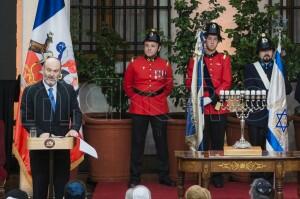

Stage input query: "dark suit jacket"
[
  {"left": 244, "top": 62, "right": 292, "bottom": 127},
  {"left": 295, "top": 75, "right": 300, "bottom": 103},
  {"left": 21, "top": 80, "right": 82, "bottom": 137}
]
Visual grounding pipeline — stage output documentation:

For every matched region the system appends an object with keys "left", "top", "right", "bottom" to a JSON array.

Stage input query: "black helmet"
[
  {"left": 204, "top": 22, "right": 222, "bottom": 41},
  {"left": 144, "top": 29, "right": 160, "bottom": 44},
  {"left": 256, "top": 33, "right": 274, "bottom": 53}
]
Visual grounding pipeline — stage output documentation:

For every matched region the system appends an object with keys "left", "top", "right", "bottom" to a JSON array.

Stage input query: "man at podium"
[{"left": 21, "top": 57, "right": 82, "bottom": 199}]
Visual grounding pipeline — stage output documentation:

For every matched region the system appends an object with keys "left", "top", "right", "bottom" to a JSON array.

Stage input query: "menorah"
[{"left": 219, "top": 89, "right": 267, "bottom": 149}]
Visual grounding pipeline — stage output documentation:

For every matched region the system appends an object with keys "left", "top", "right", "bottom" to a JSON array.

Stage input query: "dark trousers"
[
  {"left": 30, "top": 150, "right": 70, "bottom": 199},
  {"left": 248, "top": 125, "right": 268, "bottom": 150},
  {"left": 202, "top": 114, "right": 226, "bottom": 151},
  {"left": 130, "top": 114, "right": 169, "bottom": 182},
  {"left": 203, "top": 114, "right": 226, "bottom": 181}
]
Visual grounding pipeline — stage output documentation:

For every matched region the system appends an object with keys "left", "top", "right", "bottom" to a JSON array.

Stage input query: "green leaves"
[
  {"left": 170, "top": 0, "right": 225, "bottom": 107},
  {"left": 226, "top": 0, "right": 300, "bottom": 88},
  {"left": 75, "top": 26, "right": 128, "bottom": 113}
]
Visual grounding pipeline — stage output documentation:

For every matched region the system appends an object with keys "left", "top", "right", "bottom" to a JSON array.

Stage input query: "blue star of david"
[{"left": 275, "top": 109, "right": 288, "bottom": 133}]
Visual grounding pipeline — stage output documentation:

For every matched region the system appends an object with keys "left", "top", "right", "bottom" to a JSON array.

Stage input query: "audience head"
[
  {"left": 249, "top": 178, "right": 274, "bottom": 199},
  {"left": 5, "top": 189, "right": 29, "bottom": 199},
  {"left": 185, "top": 185, "right": 211, "bottom": 199},
  {"left": 125, "top": 185, "right": 151, "bottom": 199},
  {"left": 64, "top": 180, "right": 86, "bottom": 199}
]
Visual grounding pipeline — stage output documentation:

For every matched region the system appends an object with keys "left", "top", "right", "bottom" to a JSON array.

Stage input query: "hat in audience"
[
  {"left": 125, "top": 185, "right": 151, "bottom": 199},
  {"left": 5, "top": 189, "right": 28, "bottom": 199},
  {"left": 64, "top": 180, "right": 86, "bottom": 199}
]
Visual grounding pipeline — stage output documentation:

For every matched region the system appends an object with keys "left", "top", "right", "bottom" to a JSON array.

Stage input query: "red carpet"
[{"left": 93, "top": 181, "right": 298, "bottom": 199}]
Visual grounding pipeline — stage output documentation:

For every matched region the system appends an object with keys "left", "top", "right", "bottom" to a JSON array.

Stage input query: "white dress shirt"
[{"left": 43, "top": 80, "right": 57, "bottom": 103}]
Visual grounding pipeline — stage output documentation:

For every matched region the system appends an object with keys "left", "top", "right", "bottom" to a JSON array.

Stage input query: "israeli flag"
[
  {"left": 185, "top": 32, "right": 205, "bottom": 151},
  {"left": 266, "top": 36, "right": 288, "bottom": 152}
]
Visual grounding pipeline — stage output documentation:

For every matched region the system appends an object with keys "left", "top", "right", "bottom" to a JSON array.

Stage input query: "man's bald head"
[
  {"left": 43, "top": 57, "right": 61, "bottom": 68},
  {"left": 42, "top": 57, "right": 62, "bottom": 86}
]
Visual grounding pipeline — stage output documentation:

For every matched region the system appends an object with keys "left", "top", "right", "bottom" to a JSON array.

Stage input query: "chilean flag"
[{"left": 13, "top": 0, "right": 83, "bottom": 184}]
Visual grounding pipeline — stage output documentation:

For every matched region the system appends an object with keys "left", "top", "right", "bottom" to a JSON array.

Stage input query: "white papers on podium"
[{"left": 78, "top": 138, "right": 98, "bottom": 159}]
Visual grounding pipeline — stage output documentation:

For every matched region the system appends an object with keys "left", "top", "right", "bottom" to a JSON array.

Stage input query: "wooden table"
[{"left": 175, "top": 150, "right": 300, "bottom": 199}]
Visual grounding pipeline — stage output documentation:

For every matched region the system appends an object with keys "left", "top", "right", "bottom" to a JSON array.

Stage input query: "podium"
[{"left": 28, "top": 137, "right": 74, "bottom": 199}]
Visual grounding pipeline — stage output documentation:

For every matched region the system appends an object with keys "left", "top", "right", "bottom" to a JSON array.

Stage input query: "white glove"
[{"left": 203, "top": 97, "right": 212, "bottom": 106}]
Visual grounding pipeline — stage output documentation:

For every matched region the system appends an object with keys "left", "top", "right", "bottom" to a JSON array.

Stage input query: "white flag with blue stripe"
[
  {"left": 185, "top": 31, "right": 205, "bottom": 151},
  {"left": 266, "top": 37, "right": 288, "bottom": 152}
]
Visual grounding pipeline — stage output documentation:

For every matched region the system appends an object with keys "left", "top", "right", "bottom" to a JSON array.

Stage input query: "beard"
[{"left": 262, "top": 55, "right": 271, "bottom": 63}]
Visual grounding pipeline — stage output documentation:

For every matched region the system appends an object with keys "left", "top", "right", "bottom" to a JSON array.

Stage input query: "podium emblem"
[{"left": 44, "top": 138, "right": 55, "bottom": 148}]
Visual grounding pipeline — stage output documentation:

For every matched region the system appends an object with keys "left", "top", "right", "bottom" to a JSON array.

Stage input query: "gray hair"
[
  {"left": 125, "top": 185, "right": 151, "bottom": 199},
  {"left": 250, "top": 178, "right": 274, "bottom": 199}
]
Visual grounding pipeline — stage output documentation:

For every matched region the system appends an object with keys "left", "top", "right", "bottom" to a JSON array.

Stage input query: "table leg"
[
  {"left": 275, "top": 161, "right": 284, "bottom": 199},
  {"left": 177, "top": 171, "right": 185, "bottom": 199},
  {"left": 201, "top": 163, "right": 210, "bottom": 189},
  {"left": 198, "top": 173, "right": 201, "bottom": 186}
]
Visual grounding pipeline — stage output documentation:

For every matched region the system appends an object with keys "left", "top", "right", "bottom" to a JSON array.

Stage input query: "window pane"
[
  {"left": 295, "top": 0, "right": 300, "bottom": 6},
  {"left": 70, "top": 9, "right": 80, "bottom": 42},
  {"left": 72, "top": 0, "right": 80, "bottom": 6},
  {"left": 283, "top": 0, "right": 286, "bottom": 6},
  {"left": 159, "top": 10, "right": 168, "bottom": 36},
  {"left": 115, "top": 0, "right": 123, "bottom": 6},
  {"left": 127, "top": 0, "right": 145, "bottom": 6},
  {"left": 152, "top": 10, "right": 168, "bottom": 59},
  {"left": 81, "top": 0, "right": 93, "bottom": 6},
  {"left": 294, "top": 9, "right": 300, "bottom": 43},
  {"left": 126, "top": 9, "right": 135, "bottom": 41},
  {"left": 137, "top": 0, "right": 146, "bottom": 6},
  {"left": 81, "top": 9, "right": 91, "bottom": 42},
  {"left": 282, "top": 9, "right": 287, "bottom": 27},
  {"left": 154, "top": 0, "right": 168, "bottom": 6},
  {"left": 137, "top": 9, "right": 146, "bottom": 42},
  {"left": 115, "top": 9, "right": 124, "bottom": 38},
  {"left": 272, "top": 0, "right": 280, "bottom": 5}
]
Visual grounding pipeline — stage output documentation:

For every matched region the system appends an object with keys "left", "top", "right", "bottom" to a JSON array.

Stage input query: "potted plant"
[
  {"left": 167, "top": 0, "right": 225, "bottom": 180},
  {"left": 75, "top": 26, "right": 132, "bottom": 182}
]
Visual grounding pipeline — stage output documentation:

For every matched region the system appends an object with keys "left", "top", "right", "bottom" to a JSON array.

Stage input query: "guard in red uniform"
[
  {"left": 186, "top": 22, "right": 232, "bottom": 188},
  {"left": 124, "top": 29, "right": 174, "bottom": 188}
]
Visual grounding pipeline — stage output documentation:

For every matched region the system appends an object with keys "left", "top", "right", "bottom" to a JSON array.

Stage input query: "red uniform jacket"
[
  {"left": 124, "top": 56, "right": 173, "bottom": 115},
  {"left": 186, "top": 52, "right": 232, "bottom": 115}
]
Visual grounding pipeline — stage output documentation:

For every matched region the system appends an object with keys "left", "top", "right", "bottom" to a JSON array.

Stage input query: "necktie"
[{"left": 48, "top": 88, "right": 56, "bottom": 112}]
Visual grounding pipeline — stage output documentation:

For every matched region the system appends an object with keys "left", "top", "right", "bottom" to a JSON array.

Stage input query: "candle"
[{"left": 256, "top": 90, "right": 261, "bottom": 95}]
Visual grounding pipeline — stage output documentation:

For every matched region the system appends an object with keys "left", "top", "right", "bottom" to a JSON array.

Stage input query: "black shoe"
[
  {"left": 128, "top": 180, "right": 140, "bottom": 188},
  {"left": 212, "top": 175, "right": 224, "bottom": 188},
  {"left": 159, "top": 177, "right": 176, "bottom": 187}
]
